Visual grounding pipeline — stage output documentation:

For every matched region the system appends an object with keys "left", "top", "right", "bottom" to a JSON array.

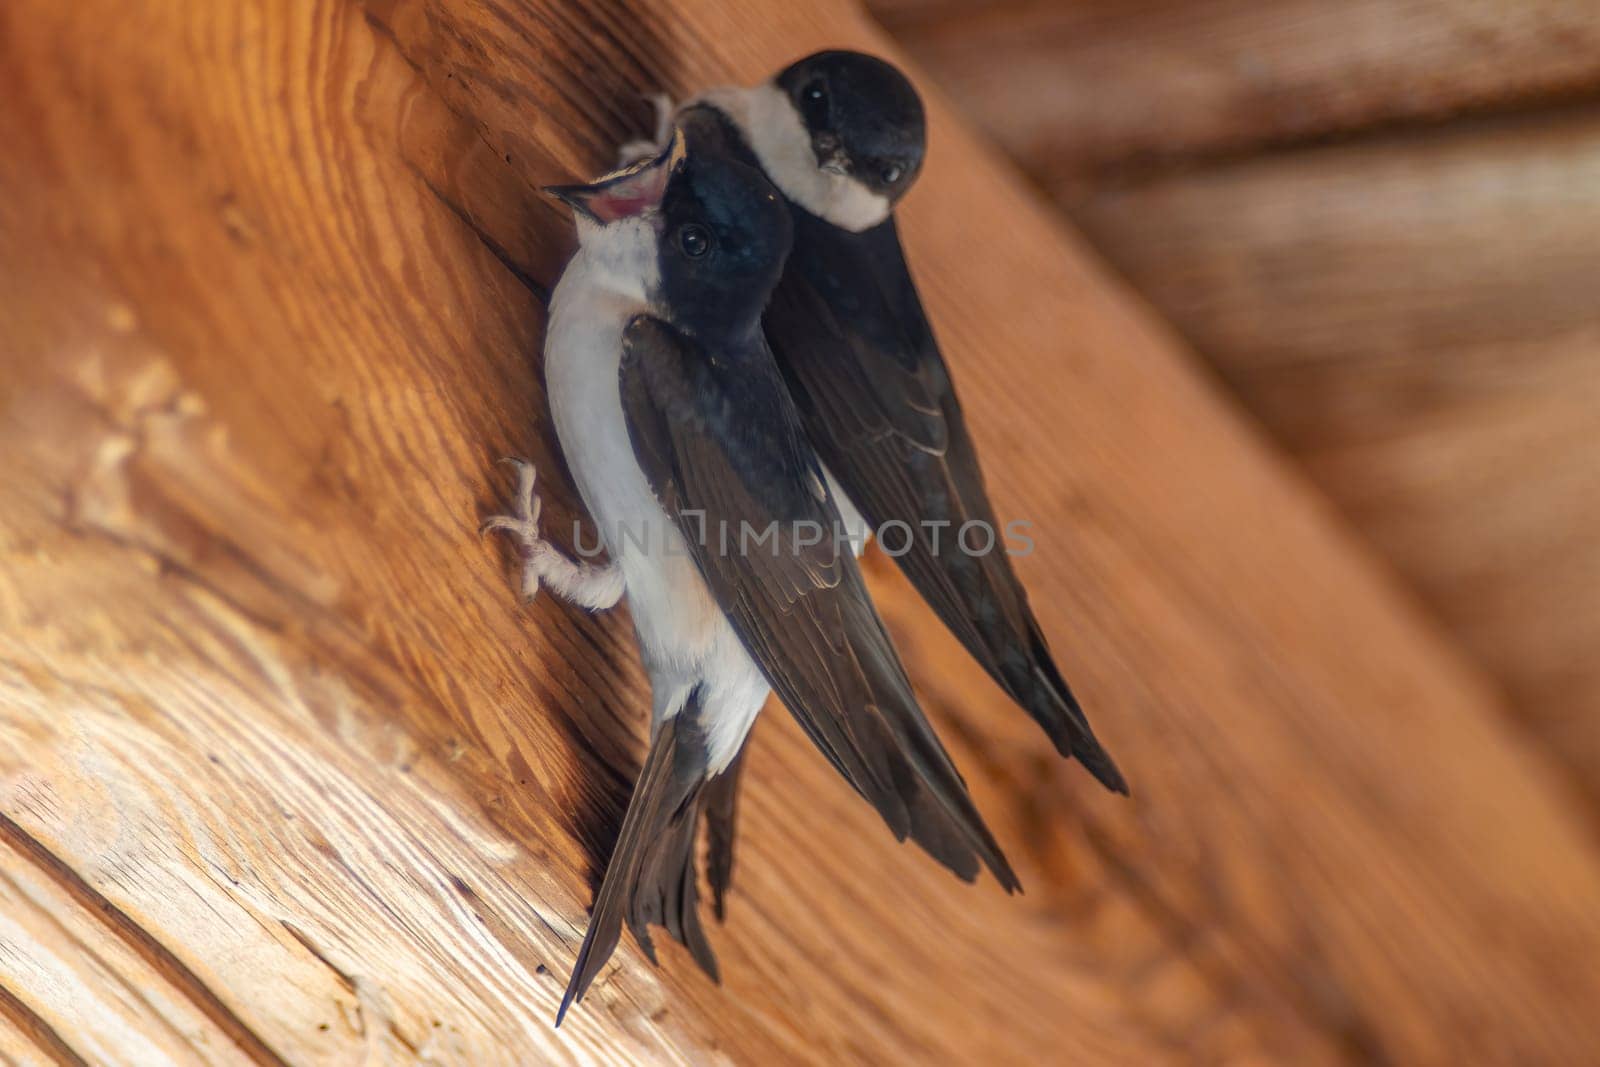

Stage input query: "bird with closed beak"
[{"left": 613, "top": 49, "right": 1128, "bottom": 895}]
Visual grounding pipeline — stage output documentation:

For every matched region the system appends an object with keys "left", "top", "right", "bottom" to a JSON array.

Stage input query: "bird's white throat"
[
  {"left": 570, "top": 212, "right": 660, "bottom": 305},
  {"left": 693, "top": 83, "right": 891, "bottom": 233}
]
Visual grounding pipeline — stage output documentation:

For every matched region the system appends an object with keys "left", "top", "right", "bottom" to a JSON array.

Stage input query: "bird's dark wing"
[
  {"left": 620, "top": 313, "right": 1017, "bottom": 890},
  {"left": 765, "top": 211, "right": 1127, "bottom": 793}
]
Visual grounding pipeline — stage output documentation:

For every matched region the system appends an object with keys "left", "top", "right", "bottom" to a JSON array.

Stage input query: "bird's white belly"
[
  {"left": 545, "top": 264, "right": 723, "bottom": 671},
  {"left": 542, "top": 245, "right": 766, "bottom": 769}
]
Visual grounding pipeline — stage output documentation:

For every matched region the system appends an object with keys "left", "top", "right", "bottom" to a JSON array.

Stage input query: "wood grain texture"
[
  {"left": 3, "top": 0, "right": 1600, "bottom": 1063},
  {"left": 0, "top": 819, "right": 244, "bottom": 1067},
  {"left": 1073, "top": 103, "right": 1600, "bottom": 823},
  {"left": 876, "top": 0, "right": 1600, "bottom": 188},
  {"left": 879, "top": 0, "right": 1600, "bottom": 829}
]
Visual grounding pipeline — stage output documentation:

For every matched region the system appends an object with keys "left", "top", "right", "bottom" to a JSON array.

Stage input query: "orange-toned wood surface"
[
  {"left": 879, "top": 0, "right": 1600, "bottom": 188},
  {"left": 3, "top": 1, "right": 1600, "bottom": 1063},
  {"left": 1072, "top": 105, "right": 1600, "bottom": 816},
  {"left": 881, "top": 0, "right": 1600, "bottom": 819}
]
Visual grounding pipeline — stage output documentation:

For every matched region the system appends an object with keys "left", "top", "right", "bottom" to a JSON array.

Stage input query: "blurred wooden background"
[
  {"left": 876, "top": 0, "right": 1600, "bottom": 819},
  {"left": 3, "top": 0, "right": 1599, "bottom": 1064}
]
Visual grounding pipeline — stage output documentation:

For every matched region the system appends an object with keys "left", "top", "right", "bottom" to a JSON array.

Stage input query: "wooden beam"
[
  {"left": 878, "top": 0, "right": 1600, "bottom": 187},
  {"left": 1073, "top": 104, "right": 1600, "bottom": 818},
  {"left": 3, "top": 0, "right": 1599, "bottom": 1061},
  {"left": 0, "top": 820, "right": 255, "bottom": 1066}
]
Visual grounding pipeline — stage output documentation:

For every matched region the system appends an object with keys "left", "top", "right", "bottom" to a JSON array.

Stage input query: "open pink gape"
[{"left": 585, "top": 148, "right": 675, "bottom": 222}]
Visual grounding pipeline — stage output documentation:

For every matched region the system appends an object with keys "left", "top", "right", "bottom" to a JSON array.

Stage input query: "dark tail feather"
[
  {"left": 703, "top": 748, "right": 746, "bottom": 921},
  {"left": 556, "top": 706, "right": 720, "bottom": 1026},
  {"left": 629, "top": 791, "right": 719, "bottom": 980}
]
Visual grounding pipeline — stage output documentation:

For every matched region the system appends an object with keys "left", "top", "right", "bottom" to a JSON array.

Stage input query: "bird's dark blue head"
[
  {"left": 654, "top": 143, "right": 793, "bottom": 337},
  {"left": 774, "top": 50, "right": 926, "bottom": 203}
]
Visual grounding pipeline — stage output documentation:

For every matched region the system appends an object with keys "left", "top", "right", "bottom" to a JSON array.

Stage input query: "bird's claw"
[{"left": 483, "top": 459, "right": 550, "bottom": 600}]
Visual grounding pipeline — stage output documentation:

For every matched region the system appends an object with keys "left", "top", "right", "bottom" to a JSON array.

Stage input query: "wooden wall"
[
  {"left": 879, "top": 0, "right": 1600, "bottom": 815},
  {"left": 4, "top": 0, "right": 1600, "bottom": 1062}
]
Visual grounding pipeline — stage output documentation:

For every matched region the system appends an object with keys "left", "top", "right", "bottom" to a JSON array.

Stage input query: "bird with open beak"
[{"left": 485, "top": 130, "right": 1017, "bottom": 1023}]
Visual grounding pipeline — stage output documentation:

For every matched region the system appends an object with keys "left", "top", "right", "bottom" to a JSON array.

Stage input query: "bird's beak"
[
  {"left": 542, "top": 128, "right": 687, "bottom": 224},
  {"left": 814, "top": 132, "right": 851, "bottom": 176},
  {"left": 541, "top": 183, "right": 602, "bottom": 222}
]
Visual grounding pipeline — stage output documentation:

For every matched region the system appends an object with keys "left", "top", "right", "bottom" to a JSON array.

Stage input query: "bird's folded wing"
[
  {"left": 766, "top": 214, "right": 1124, "bottom": 790},
  {"left": 620, "top": 313, "right": 1017, "bottom": 889}
]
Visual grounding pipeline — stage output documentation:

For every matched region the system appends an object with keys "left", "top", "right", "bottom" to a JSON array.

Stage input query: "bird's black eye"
[
  {"left": 800, "top": 80, "right": 829, "bottom": 127},
  {"left": 678, "top": 223, "right": 711, "bottom": 258},
  {"left": 880, "top": 162, "right": 903, "bottom": 185}
]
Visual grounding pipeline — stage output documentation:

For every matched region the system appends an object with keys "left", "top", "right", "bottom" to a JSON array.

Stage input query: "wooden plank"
[
  {"left": 0, "top": 826, "right": 250, "bottom": 1067},
  {"left": 1073, "top": 104, "right": 1600, "bottom": 817},
  {"left": 876, "top": 0, "right": 1600, "bottom": 187},
  {"left": 3, "top": 0, "right": 1600, "bottom": 1062}
]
